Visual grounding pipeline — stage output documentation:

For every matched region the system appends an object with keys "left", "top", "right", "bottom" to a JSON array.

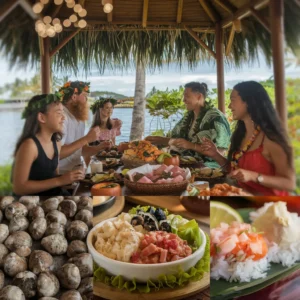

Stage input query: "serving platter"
[
  {"left": 93, "top": 272, "right": 209, "bottom": 300},
  {"left": 210, "top": 208, "right": 300, "bottom": 300},
  {"left": 93, "top": 196, "right": 116, "bottom": 207}
]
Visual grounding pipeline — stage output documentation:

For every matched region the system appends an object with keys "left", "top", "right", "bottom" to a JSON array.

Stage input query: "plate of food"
[
  {"left": 191, "top": 167, "right": 226, "bottom": 186},
  {"left": 83, "top": 170, "right": 124, "bottom": 185},
  {"left": 88, "top": 205, "right": 209, "bottom": 296},
  {"left": 101, "top": 158, "right": 123, "bottom": 169},
  {"left": 197, "top": 183, "right": 251, "bottom": 196},
  {"left": 97, "top": 148, "right": 122, "bottom": 159},
  {"left": 179, "top": 156, "right": 204, "bottom": 168},
  {"left": 124, "top": 164, "right": 191, "bottom": 195},
  {"left": 210, "top": 201, "right": 300, "bottom": 300}
]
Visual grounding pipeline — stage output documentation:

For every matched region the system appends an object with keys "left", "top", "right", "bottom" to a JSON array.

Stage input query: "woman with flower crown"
[
  {"left": 200, "top": 81, "right": 295, "bottom": 195},
  {"left": 90, "top": 97, "right": 123, "bottom": 145},
  {"left": 12, "top": 93, "right": 85, "bottom": 196}
]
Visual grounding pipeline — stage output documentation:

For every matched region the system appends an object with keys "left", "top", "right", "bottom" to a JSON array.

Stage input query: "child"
[{"left": 13, "top": 93, "right": 85, "bottom": 196}]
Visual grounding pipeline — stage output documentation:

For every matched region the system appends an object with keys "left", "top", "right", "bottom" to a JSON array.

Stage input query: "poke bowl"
[{"left": 87, "top": 206, "right": 206, "bottom": 282}]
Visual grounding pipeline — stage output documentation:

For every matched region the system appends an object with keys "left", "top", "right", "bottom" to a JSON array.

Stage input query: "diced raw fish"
[
  {"left": 142, "top": 243, "right": 159, "bottom": 256},
  {"left": 160, "top": 249, "right": 168, "bottom": 263},
  {"left": 153, "top": 165, "right": 168, "bottom": 175},
  {"left": 172, "top": 175, "right": 184, "bottom": 183},
  {"left": 137, "top": 176, "right": 153, "bottom": 184}
]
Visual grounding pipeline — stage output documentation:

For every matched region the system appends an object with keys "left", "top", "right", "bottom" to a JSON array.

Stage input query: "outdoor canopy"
[{"left": 0, "top": 0, "right": 300, "bottom": 128}]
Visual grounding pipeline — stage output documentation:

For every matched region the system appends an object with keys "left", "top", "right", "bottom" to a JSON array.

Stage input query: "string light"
[
  {"left": 103, "top": 4, "right": 113, "bottom": 14},
  {"left": 78, "top": 19, "right": 87, "bottom": 28},
  {"left": 32, "top": 3, "right": 44, "bottom": 14}
]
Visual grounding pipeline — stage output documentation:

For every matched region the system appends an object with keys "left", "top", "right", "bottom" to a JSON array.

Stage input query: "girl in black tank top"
[{"left": 12, "top": 94, "right": 84, "bottom": 196}]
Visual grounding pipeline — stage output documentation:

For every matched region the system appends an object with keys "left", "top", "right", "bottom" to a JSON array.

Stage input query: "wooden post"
[
  {"left": 215, "top": 23, "right": 225, "bottom": 113},
  {"left": 270, "top": 0, "right": 286, "bottom": 127},
  {"left": 41, "top": 37, "right": 51, "bottom": 94}
]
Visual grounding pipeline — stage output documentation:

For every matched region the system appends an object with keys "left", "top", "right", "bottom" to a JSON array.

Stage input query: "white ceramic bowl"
[{"left": 87, "top": 217, "right": 206, "bottom": 282}]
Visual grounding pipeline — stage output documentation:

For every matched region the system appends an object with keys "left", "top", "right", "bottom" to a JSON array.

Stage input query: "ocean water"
[{"left": 0, "top": 108, "right": 180, "bottom": 165}]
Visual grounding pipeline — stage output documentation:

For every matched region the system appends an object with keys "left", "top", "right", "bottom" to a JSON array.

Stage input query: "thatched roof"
[{"left": 0, "top": 0, "right": 299, "bottom": 74}]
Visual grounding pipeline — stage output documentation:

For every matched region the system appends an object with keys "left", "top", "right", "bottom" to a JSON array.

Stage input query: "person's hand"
[
  {"left": 102, "top": 140, "right": 113, "bottom": 150},
  {"left": 198, "top": 137, "right": 218, "bottom": 157},
  {"left": 171, "top": 138, "right": 191, "bottom": 150},
  {"left": 114, "top": 119, "right": 122, "bottom": 129},
  {"left": 59, "top": 170, "right": 85, "bottom": 186},
  {"left": 229, "top": 168, "right": 258, "bottom": 183},
  {"left": 85, "top": 127, "right": 100, "bottom": 143}
]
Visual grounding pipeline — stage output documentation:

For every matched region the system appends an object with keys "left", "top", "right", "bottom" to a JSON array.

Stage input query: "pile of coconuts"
[{"left": 0, "top": 196, "right": 93, "bottom": 300}]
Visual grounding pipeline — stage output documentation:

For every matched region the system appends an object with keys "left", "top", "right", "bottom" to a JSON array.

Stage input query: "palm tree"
[{"left": 130, "top": 60, "right": 146, "bottom": 140}]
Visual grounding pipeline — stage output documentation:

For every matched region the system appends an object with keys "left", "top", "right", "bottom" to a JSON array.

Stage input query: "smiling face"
[
  {"left": 228, "top": 89, "right": 248, "bottom": 120},
  {"left": 183, "top": 87, "right": 204, "bottom": 111},
  {"left": 100, "top": 102, "right": 114, "bottom": 118},
  {"left": 39, "top": 102, "right": 65, "bottom": 132}
]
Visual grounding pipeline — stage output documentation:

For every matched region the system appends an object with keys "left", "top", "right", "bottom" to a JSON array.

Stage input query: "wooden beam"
[
  {"left": 50, "top": 4, "right": 63, "bottom": 18},
  {"left": 107, "top": 0, "right": 113, "bottom": 23},
  {"left": 50, "top": 29, "right": 81, "bottom": 57},
  {"left": 41, "top": 37, "right": 51, "bottom": 94},
  {"left": 225, "top": 25, "right": 235, "bottom": 56},
  {"left": 198, "top": 0, "right": 220, "bottom": 23},
  {"left": 214, "top": 0, "right": 236, "bottom": 14},
  {"left": 0, "top": 0, "right": 19, "bottom": 23},
  {"left": 215, "top": 22, "right": 225, "bottom": 113},
  {"left": 184, "top": 26, "right": 216, "bottom": 59},
  {"left": 221, "top": 0, "right": 269, "bottom": 28},
  {"left": 233, "top": 19, "right": 242, "bottom": 33},
  {"left": 270, "top": 0, "right": 286, "bottom": 127},
  {"left": 19, "top": 0, "right": 38, "bottom": 19},
  {"left": 142, "top": 0, "right": 149, "bottom": 28},
  {"left": 250, "top": 7, "right": 270, "bottom": 33},
  {"left": 66, "top": 26, "right": 215, "bottom": 32},
  {"left": 177, "top": 0, "right": 184, "bottom": 23},
  {"left": 84, "top": 20, "right": 214, "bottom": 26}
]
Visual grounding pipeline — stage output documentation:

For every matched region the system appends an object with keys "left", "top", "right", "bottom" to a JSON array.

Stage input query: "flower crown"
[
  {"left": 90, "top": 97, "right": 117, "bottom": 114},
  {"left": 58, "top": 81, "right": 90, "bottom": 102},
  {"left": 22, "top": 92, "right": 63, "bottom": 119}
]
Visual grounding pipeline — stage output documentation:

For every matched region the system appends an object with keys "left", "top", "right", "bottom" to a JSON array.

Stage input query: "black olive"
[
  {"left": 146, "top": 207, "right": 155, "bottom": 215},
  {"left": 159, "top": 221, "right": 172, "bottom": 232},
  {"left": 131, "top": 215, "right": 144, "bottom": 226},
  {"left": 154, "top": 208, "right": 167, "bottom": 222},
  {"left": 144, "top": 223, "right": 157, "bottom": 231}
]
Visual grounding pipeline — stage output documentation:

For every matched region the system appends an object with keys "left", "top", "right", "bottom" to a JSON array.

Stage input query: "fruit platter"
[
  {"left": 88, "top": 205, "right": 209, "bottom": 295},
  {"left": 121, "top": 140, "right": 179, "bottom": 168},
  {"left": 124, "top": 164, "right": 191, "bottom": 195}
]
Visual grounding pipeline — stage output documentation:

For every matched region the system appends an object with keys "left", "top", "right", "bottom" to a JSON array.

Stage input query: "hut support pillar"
[
  {"left": 270, "top": 0, "right": 286, "bottom": 128},
  {"left": 215, "top": 22, "right": 225, "bottom": 113},
  {"left": 41, "top": 37, "right": 51, "bottom": 94}
]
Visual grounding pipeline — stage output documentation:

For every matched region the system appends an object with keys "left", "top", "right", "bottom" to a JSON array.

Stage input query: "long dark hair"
[
  {"left": 91, "top": 99, "right": 115, "bottom": 130},
  {"left": 14, "top": 94, "right": 62, "bottom": 156},
  {"left": 228, "top": 81, "right": 293, "bottom": 167}
]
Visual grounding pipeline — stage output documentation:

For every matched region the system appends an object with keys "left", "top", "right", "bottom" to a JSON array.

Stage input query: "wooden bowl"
[
  {"left": 124, "top": 178, "right": 189, "bottom": 195},
  {"left": 180, "top": 197, "right": 210, "bottom": 215}
]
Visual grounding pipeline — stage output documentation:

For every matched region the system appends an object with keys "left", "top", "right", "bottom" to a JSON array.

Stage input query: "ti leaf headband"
[
  {"left": 22, "top": 92, "right": 63, "bottom": 119},
  {"left": 59, "top": 81, "right": 90, "bottom": 102},
  {"left": 90, "top": 97, "right": 117, "bottom": 114}
]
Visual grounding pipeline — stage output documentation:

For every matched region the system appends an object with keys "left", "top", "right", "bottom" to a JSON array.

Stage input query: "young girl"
[
  {"left": 13, "top": 93, "right": 85, "bottom": 196},
  {"left": 90, "top": 98, "right": 122, "bottom": 146},
  {"left": 200, "top": 81, "right": 295, "bottom": 195}
]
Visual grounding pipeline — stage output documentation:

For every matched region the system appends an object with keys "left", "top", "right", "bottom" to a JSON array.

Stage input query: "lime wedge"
[{"left": 210, "top": 201, "right": 243, "bottom": 228}]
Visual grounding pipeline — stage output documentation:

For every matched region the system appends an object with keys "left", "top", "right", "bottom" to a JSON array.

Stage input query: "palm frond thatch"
[{"left": 0, "top": 1, "right": 299, "bottom": 75}]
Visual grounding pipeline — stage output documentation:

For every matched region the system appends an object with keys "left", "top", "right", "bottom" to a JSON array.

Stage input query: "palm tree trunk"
[{"left": 130, "top": 60, "right": 146, "bottom": 140}]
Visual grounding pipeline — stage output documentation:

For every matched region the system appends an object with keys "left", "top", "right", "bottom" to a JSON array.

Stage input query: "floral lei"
[
  {"left": 177, "top": 100, "right": 214, "bottom": 139},
  {"left": 231, "top": 125, "right": 261, "bottom": 170},
  {"left": 58, "top": 81, "right": 90, "bottom": 102},
  {"left": 90, "top": 97, "right": 118, "bottom": 114},
  {"left": 22, "top": 92, "right": 63, "bottom": 119}
]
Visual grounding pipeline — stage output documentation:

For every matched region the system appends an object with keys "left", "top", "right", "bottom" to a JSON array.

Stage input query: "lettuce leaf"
[
  {"left": 177, "top": 219, "right": 202, "bottom": 252},
  {"left": 128, "top": 205, "right": 169, "bottom": 217},
  {"left": 94, "top": 234, "right": 210, "bottom": 293}
]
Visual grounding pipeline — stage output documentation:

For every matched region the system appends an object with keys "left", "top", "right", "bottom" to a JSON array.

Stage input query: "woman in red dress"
[{"left": 200, "top": 81, "right": 295, "bottom": 195}]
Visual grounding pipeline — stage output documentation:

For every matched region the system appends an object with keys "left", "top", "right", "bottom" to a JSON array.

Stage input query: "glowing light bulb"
[
  {"left": 78, "top": 19, "right": 87, "bottom": 28},
  {"left": 78, "top": 9, "right": 87, "bottom": 17},
  {"left": 74, "top": 4, "right": 82, "bottom": 13},
  {"left": 43, "top": 16, "right": 52, "bottom": 24},
  {"left": 103, "top": 4, "right": 113, "bottom": 13},
  {"left": 32, "top": 3, "right": 44, "bottom": 14},
  {"left": 69, "top": 14, "right": 78, "bottom": 22},
  {"left": 63, "top": 19, "right": 71, "bottom": 27}
]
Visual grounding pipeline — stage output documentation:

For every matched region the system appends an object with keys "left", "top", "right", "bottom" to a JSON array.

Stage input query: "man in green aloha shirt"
[{"left": 146, "top": 82, "right": 231, "bottom": 168}]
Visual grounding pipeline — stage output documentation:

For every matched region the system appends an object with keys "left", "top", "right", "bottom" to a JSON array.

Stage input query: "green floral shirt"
[{"left": 170, "top": 104, "right": 231, "bottom": 168}]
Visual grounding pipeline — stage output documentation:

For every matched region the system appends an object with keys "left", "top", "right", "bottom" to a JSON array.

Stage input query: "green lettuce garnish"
[
  {"left": 128, "top": 205, "right": 169, "bottom": 217},
  {"left": 93, "top": 234, "right": 210, "bottom": 293}
]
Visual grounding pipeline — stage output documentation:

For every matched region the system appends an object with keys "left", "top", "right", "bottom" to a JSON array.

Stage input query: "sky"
[{"left": 0, "top": 52, "right": 299, "bottom": 97}]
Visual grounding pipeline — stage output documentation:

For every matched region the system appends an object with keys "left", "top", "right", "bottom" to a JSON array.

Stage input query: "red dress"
[{"left": 235, "top": 138, "right": 289, "bottom": 196}]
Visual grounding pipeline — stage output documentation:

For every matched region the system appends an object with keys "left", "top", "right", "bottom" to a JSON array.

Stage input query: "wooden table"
[{"left": 93, "top": 196, "right": 210, "bottom": 300}]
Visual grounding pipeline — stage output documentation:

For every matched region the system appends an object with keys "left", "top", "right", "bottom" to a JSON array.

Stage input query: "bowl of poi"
[
  {"left": 123, "top": 164, "right": 191, "bottom": 195},
  {"left": 91, "top": 182, "right": 122, "bottom": 196}
]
